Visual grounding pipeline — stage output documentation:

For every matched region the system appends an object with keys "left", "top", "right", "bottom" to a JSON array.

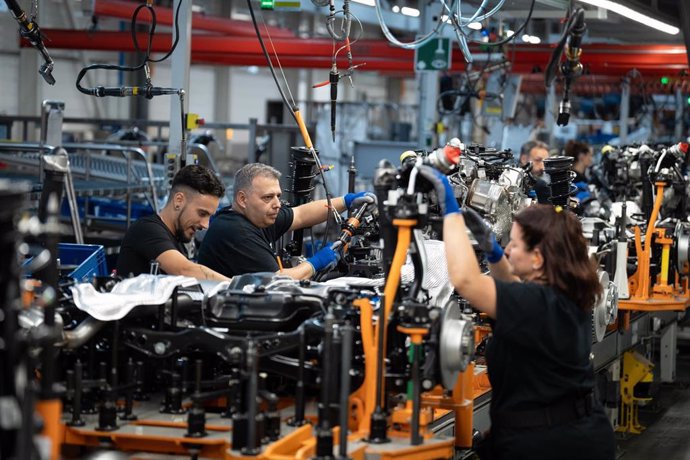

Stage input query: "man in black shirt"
[
  {"left": 527, "top": 141, "right": 551, "bottom": 204},
  {"left": 116, "top": 165, "right": 230, "bottom": 281},
  {"left": 198, "top": 163, "right": 375, "bottom": 280}
]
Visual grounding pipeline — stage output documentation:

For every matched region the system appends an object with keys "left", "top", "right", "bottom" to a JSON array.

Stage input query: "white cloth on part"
[
  {"left": 70, "top": 274, "right": 198, "bottom": 321},
  {"left": 401, "top": 239, "right": 450, "bottom": 302}
]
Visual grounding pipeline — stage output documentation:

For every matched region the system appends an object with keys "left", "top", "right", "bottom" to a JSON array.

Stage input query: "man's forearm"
[
  {"left": 278, "top": 261, "right": 315, "bottom": 280},
  {"left": 293, "top": 197, "right": 346, "bottom": 230},
  {"left": 189, "top": 263, "right": 231, "bottom": 281}
]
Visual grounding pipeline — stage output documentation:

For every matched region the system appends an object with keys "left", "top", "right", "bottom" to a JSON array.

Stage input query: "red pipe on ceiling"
[
  {"left": 94, "top": 0, "right": 295, "bottom": 38},
  {"left": 193, "top": 53, "right": 416, "bottom": 72},
  {"left": 36, "top": 30, "right": 410, "bottom": 59},
  {"left": 30, "top": 29, "right": 690, "bottom": 77},
  {"left": 510, "top": 44, "right": 689, "bottom": 76}
]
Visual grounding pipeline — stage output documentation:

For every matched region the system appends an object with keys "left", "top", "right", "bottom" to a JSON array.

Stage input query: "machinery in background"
[
  {"left": 583, "top": 140, "right": 690, "bottom": 433},
  {"left": 453, "top": 143, "right": 533, "bottom": 243}
]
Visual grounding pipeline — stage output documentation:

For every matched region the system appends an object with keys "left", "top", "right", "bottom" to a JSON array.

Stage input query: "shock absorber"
[
  {"left": 286, "top": 147, "right": 318, "bottom": 256},
  {"left": 544, "top": 156, "right": 574, "bottom": 208}
]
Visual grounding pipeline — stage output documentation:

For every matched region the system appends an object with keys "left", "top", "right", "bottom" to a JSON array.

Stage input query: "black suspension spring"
[
  {"left": 543, "top": 156, "right": 575, "bottom": 208},
  {"left": 286, "top": 147, "right": 318, "bottom": 257},
  {"left": 288, "top": 147, "right": 318, "bottom": 206}
]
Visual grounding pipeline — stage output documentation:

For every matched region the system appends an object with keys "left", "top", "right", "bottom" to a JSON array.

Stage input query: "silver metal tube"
[{"left": 63, "top": 317, "right": 106, "bottom": 349}]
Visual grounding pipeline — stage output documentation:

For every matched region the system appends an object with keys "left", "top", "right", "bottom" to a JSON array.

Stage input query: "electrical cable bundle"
[{"left": 75, "top": 1, "right": 182, "bottom": 98}]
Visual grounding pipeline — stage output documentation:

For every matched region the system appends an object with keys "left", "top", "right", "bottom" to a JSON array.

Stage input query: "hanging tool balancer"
[
  {"left": 314, "top": 60, "right": 365, "bottom": 141},
  {"left": 6, "top": 0, "right": 55, "bottom": 84}
]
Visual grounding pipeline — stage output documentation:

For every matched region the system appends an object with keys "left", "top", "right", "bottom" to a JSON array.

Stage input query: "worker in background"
[
  {"left": 517, "top": 140, "right": 536, "bottom": 167},
  {"left": 419, "top": 165, "right": 615, "bottom": 460},
  {"left": 564, "top": 139, "right": 594, "bottom": 206},
  {"left": 526, "top": 140, "right": 551, "bottom": 204},
  {"left": 116, "top": 165, "right": 231, "bottom": 281},
  {"left": 198, "top": 163, "right": 376, "bottom": 280}
]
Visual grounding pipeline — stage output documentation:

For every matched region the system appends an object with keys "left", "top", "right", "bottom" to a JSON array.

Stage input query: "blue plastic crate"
[{"left": 57, "top": 243, "right": 108, "bottom": 282}]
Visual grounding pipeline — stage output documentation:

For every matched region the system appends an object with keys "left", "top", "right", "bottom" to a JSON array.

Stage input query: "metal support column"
[
  {"left": 620, "top": 79, "right": 630, "bottom": 145},
  {"left": 416, "top": 2, "right": 439, "bottom": 149},
  {"left": 544, "top": 83, "right": 556, "bottom": 146},
  {"left": 660, "top": 322, "right": 677, "bottom": 383},
  {"left": 675, "top": 86, "right": 684, "bottom": 141},
  {"left": 168, "top": 0, "right": 192, "bottom": 165}
]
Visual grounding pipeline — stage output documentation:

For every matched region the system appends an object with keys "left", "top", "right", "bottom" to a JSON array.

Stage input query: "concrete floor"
[{"left": 617, "top": 343, "right": 690, "bottom": 460}]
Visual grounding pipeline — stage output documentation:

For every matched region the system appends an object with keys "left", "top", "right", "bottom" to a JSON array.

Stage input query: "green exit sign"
[
  {"left": 260, "top": 0, "right": 301, "bottom": 9},
  {"left": 414, "top": 38, "right": 452, "bottom": 72}
]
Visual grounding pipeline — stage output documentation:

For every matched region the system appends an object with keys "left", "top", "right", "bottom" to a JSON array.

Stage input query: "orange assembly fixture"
[{"left": 620, "top": 181, "right": 690, "bottom": 312}]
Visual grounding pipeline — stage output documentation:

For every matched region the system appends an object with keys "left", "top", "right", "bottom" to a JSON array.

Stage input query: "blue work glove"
[
  {"left": 344, "top": 191, "right": 378, "bottom": 211},
  {"left": 306, "top": 242, "right": 341, "bottom": 274},
  {"left": 417, "top": 165, "right": 461, "bottom": 216},
  {"left": 463, "top": 207, "right": 504, "bottom": 263}
]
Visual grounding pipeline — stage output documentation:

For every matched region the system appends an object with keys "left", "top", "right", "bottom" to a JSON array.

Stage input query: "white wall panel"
[
  {"left": 0, "top": 54, "right": 19, "bottom": 116},
  {"left": 229, "top": 68, "right": 278, "bottom": 127},
  {"left": 188, "top": 65, "right": 216, "bottom": 120}
]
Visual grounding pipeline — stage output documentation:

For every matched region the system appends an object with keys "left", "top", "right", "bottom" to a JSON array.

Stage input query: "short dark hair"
[
  {"left": 233, "top": 163, "right": 281, "bottom": 199},
  {"left": 529, "top": 140, "right": 549, "bottom": 154},
  {"left": 520, "top": 140, "right": 537, "bottom": 158},
  {"left": 514, "top": 205, "right": 602, "bottom": 311},
  {"left": 564, "top": 140, "right": 591, "bottom": 160},
  {"left": 171, "top": 165, "right": 225, "bottom": 198}
]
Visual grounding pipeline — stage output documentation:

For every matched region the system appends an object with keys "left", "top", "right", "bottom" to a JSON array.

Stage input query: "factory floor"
[{"left": 616, "top": 341, "right": 690, "bottom": 459}]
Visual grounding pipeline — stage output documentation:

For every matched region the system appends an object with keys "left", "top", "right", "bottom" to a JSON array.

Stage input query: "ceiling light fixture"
[
  {"left": 400, "top": 6, "right": 420, "bottom": 17},
  {"left": 352, "top": 0, "right": 375, "bottom": 6},
  {"left": 468, "top": 22, "right": 482, "bottom": 30},
  {"left": 528, "top": 35, "right": 541, "bottom": 44},
  {"left": 392, "top": 5, "right": 400, "bottom": 13},
  {"left": 577, "top": 0, "right": 679, "bottom": 35}
]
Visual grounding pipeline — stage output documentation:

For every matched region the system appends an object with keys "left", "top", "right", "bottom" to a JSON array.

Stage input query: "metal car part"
[
  {"left": 674, "top": 221, "right": 690, "bottom": 275},
  {"left": 439, "top": 291, "right": 474, "bottom": 389},
  {"left": 592, "top": 270, "right": 618, "bottom": 343}
]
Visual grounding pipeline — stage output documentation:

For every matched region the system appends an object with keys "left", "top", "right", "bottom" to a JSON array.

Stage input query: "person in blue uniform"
[{"left": 419, "top": 165, "right": 616, "bottom": 460}]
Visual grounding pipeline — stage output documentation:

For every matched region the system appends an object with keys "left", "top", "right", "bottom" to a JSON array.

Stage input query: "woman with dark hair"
[{"left": 419, "top": 166, "right": 616, "bottom": 460}]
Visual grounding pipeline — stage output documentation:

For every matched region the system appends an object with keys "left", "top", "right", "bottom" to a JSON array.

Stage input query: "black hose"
[
  {"left": 76, "top": 1, "right": 182, "bottom": 96},
  {"left": 246, "top": 0, "right": 298, "bottom": 125},
  {"left": 544, "top": 7, "right": 585, "bottom": 88}
]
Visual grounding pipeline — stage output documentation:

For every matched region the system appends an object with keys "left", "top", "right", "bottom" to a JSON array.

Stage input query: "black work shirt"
[
  {"left": 488, "top": 280, "right": 593, "bottom": 413},
  {"left": 486, "top": 279, "right": 615, "bottom": 459},
  {"left": 533, "top": 178, "right": 551, "bottom": 204},
  {"left": 197, "top": 206, "right": 294, "bottom": 277},
  {"left": 116, "top": 214, "right": 186, "bottom": 277}
]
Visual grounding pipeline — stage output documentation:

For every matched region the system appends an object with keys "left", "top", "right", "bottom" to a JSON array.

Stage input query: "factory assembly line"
[{"left": 4, "top": 135, "right": 690, "bottom": 459}]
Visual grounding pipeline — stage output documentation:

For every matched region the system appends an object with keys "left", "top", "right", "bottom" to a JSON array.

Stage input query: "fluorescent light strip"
[
  {"left": 578, "top": 0, "right": 679, "bottom": 35},
  {"left": 401, "top": 6, "right": 420, "bottom": 17},
  {"left": 352, "top": 0, "right": 375, "bottom": 6}
]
